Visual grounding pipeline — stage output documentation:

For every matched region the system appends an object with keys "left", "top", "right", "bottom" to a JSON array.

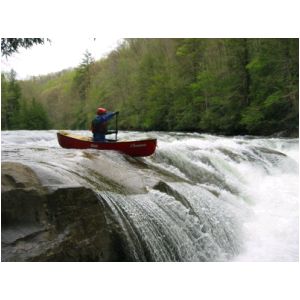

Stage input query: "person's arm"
[{"left": 100, "top": 111, "right": 118, "bottom": 122}]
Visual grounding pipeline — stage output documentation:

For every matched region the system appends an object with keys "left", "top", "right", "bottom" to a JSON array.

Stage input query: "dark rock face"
[
  {"left": 1, "top": 162, "right": 125, "bottom": 262},
  {"left": 271, "top": 130, "right": 299, "bottom": 138}
]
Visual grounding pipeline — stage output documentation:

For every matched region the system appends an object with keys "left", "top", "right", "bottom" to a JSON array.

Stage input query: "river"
[{"left": 1, "top": 130, "right": 299, "bottom": 261}]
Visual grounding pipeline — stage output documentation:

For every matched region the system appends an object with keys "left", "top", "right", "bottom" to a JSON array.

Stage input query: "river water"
[{"left": 1, "top": 130, "right": 299, "bottom": 261}]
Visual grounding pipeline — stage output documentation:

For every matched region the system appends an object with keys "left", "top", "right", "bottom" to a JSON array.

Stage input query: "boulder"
[{"left": 1, "top": 162, "right": 126, "bottom": 261}]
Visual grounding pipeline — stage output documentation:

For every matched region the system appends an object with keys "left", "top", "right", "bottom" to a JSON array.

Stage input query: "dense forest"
[{"left": 1, "top": 38, "right": 299, "bottom": 136}]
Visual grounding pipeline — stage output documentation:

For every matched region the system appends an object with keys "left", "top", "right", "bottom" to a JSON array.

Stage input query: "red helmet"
[{"left": 97, "top": 107, "right": 107, "bottom": 115}]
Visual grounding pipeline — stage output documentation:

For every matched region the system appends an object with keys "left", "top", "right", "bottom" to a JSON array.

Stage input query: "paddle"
[
  {"left": 115, "top": 111, "right": 118, "bottom": 141},
  {"left": 107, "top": 112, "right": 119, "bottom": 141}
]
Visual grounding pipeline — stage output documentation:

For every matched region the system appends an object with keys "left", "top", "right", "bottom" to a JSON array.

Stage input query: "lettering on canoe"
[
  {"left": 130, "top": 143, "right": 147, "bottom": 148},
  {"left": 91, "top": 144, "right": 98, "bottom": 148}
]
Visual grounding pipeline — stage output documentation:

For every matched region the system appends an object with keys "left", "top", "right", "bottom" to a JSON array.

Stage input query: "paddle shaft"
[
  {"left": 115, "top": 112, "right": 118, "bottom": 141},
  {"left": 106, "top": 112, "right": 118, "bottom": 141}
]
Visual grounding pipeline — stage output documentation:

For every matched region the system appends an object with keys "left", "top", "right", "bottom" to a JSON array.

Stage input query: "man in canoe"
[{"left": 91, "top": 107, "right": 119, "bottom": 142}]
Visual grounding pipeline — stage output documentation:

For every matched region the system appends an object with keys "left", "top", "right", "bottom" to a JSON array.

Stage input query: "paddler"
[{"left": 91, "top": 107, "right": 119, "bottom": 141}]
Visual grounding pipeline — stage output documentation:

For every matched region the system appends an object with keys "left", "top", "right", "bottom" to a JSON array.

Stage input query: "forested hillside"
[{"left": 2, "top": 38, "right": 299, "bottom": 136}]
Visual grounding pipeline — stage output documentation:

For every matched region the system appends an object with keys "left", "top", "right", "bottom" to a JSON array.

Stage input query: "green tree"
[
  {"left": 242, "top": 39, "right": 299, "bottom": 135},
  {"left": 1, "top": 73, "right": 9, "bottom": 129},
  {"left": 21, "top": 98, "right": 51, "bottom": 129},
  {"left": 16, "top": 38, "right": 299, "bottom": 136},
  {"left": 71, "top": 50, "right": 95, "bottom": 129},
  {"left": 1, "top": 70, "right": 22, "bottom": 129},
  {"left": 2, "top": 70, "right": 52, "bottom": 130},
  {"left": 73, "top": 50, "right": 95, "bottom": 101},
  {"left": 1, "top": 38, "right": 50, "bottom": 57}
]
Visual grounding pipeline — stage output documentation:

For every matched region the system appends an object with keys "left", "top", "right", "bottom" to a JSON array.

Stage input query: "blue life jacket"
[{"left": 91, "top": 112, "right": 116, "bottom": 142}]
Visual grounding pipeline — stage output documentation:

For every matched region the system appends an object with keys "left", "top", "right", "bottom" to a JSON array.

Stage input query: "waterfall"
[{"left": 1, "top": 130, "right": 298, "bottom": 261}]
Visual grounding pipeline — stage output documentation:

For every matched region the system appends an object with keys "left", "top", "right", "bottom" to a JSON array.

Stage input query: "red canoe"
[{"left": 57, "top": 131, "right": 157, "bottom": 157}]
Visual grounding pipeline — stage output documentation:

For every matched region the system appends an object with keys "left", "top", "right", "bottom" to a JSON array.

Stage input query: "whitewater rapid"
[{"left": 1, "top": 130, "right": 299, "bottom": 261}]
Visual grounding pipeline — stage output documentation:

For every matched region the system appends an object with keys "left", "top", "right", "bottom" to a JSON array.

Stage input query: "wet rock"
[
  {"left": 82, "top": 153, "right": 147, "bottom": 194},
  {"left": 1, "top": 162, "right": 44, "bottom": 193},
  {"left": 253, "top": 146, "right": 286, "bottom": 157},
  {"left": 1, "top": 162, "right": 125, "bottom": 262},
  {"left": 271, "top": 130, "right": 299, "bottom": 138},
  {"left": 154, "top": 181, "right": 195, "bottom": 212}
]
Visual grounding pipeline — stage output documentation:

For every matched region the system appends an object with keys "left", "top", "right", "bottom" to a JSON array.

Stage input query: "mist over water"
[{"left": 1, "top": 130, "right": 298, "bottom": 261}]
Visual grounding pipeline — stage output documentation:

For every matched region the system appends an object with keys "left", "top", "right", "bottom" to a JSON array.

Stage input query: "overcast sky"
[{"left": 1, "top": 37, "right": 123, "bottom": 79}]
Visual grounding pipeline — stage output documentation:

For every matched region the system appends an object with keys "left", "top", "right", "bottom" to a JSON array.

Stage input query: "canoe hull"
[{"left": 57, "top": 131, "right": 157, "bottom": 157}]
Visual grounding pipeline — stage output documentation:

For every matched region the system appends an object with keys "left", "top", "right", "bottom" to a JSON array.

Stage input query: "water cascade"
[{"left": 1, "top": 131, "right": 298, "bottom": 261}]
